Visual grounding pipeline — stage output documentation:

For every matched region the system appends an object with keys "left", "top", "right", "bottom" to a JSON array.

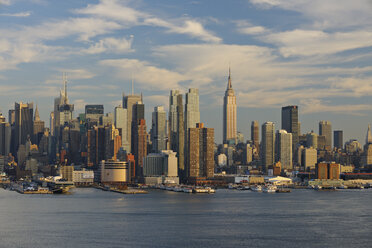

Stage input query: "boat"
[
  {"left": 182, "top": 187, "right": 193, "bottom": 193},
  {"left": 276, "top": 188, "right": 291, "bottom": 193},
  {"left": 251, "top": 185, "right": 262, "bottom": 192},
  {"left": 263, "top": 185, "right": 277, "bottom": 193}
]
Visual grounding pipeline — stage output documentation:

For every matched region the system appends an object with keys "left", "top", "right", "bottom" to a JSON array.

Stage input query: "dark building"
[
  {"left": 334, "top": 130, "right": 343, "bottom": 150},
  {"left": 85, "top": 105, "right": 104, "bottom": 122},
  {"left": 319, "top": 121, "right": 332, "bottom": 150},
  {"left": 13, "top": 102, "right": 33, "bottom": 157},
  {"left": 187, "top": 123, "right": 214, "bottom": 181},
  {"left": 281, "top": 106, "right": 299, "bottom": 150},
  {"left": 251, "top": 120, "right": 259, "bottom": 156},
  {"left": 131, "top": 102, "right": 147, "bottom": 178},
  {"left": 33, "top": 105, "right": 45, "bottom": 146}
]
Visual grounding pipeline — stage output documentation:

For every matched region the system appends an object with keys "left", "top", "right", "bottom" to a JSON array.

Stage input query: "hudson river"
[{"left": 0, "top": 188, "right": 371, "bottom": 248}]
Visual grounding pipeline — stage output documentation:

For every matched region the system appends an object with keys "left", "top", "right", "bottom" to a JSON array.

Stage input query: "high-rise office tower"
[
  {"left": 13, "top": 102, "right": 33, "bottom": 155},
  {"left": 33, "top": 105, "right": 45, "bottom": 145},
  {"left": 223, "top": 68, "right": 237, "bottom": 144},
  {"left": 169, "top": 90, "right": 185, "bottom": 177},
  {"left": 187, "top": 123, "right": 214, "bottom": 180},
  {"left": 251, "top": 120, "right": 260, "bottom": 154},
  {"left": 185, "top": 88, "right": 200, "bottom": 132},
  {"left": 85, "top": 105, "right": 104, "bottom": 122},
  {"left": 281, "top": 106, "right": 299, "bottom": 150},
  {"left": 261, "top": 122, "right": 275, "bottom": 172},
  {"left": 319, "top": 121, "right": 332, "bottom": 150},
  {"left": 169, "top": 90, "right": 179, "bottom": 148},
  {"left": 132, "top": 101, "right": 147, "bottom": 177},
  {"left": 276, "top": 130, "right": 293, "bottom": 170},
  {"left": 0, "top": 113, "right": 11, "bottom": 156},
  {"left": 185, "top": 88, "right": 200, "bottom": 174},
  {"left": 123, "top": 93, "right": 142, "bottom": 153},
  {"left": 53, "top": 76, "right": 74, "bottom": 133},
  {"left": 114, "top": 106, "right": 129, "bottom": 151},
  {"left": 151, "top": 106, "right": 166, "bottom": 152},
  {"left": 334, "top": 130, "right": 343, "bottom": 150}
]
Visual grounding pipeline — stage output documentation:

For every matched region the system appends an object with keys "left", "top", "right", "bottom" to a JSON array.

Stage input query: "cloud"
[
  {"left": 77, "top": 0, "right": 221, "bottom": 43},
  {"left": 249, "top": 0, "right": 372, "bottom": 29},
  {"left": 83, "top": 36, "right": 134, "bottom": 54},
  {"left": 100, "top": 58, "right": 186, "bottom": 90},
  {"left": 0, "top": 12, "right": 31, "bottom": 17},
  {"left": 262, "top": 29, "right": 372, "bottom": 57},
  {"left": 0, "top": 0, "right": 11, "bottom": 5},
  {"left": 235, "top": 20, "right": 269, "bottom": 35},
  {"left": 301, "top": 99, "right": 372, "bottom": 115}
]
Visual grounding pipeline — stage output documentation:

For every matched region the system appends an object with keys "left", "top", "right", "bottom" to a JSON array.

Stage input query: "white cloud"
[
  {"left": 83, "top": 36, "right": 134, "bottom": 54},
  {"left": 235, "top": 20, "right": 269, "bottom": 35},
  {"left": 301, "top": 99, "right": 372, "bottom": 115},
  {"left": 100, "top": 58, "right": 186, "bottom": 90},
  {"left": 0, "top": 0, "right": 11, "bottom": 5},
  {"left": 263, "top": 29, "right": 372, "bottom": 57},
  {"left": 0, "top": 12, "right": 31, "bottom": 17}
]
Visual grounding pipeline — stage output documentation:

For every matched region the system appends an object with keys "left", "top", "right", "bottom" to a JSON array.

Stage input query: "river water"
[{"left": 0, "top": 188, "right": 371, "bottom": 248}]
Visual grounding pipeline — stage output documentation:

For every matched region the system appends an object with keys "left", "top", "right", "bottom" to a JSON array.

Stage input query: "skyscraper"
[
  {"left": 185, "top": 88, "right": 200, "bottom": 132},
  {"left": 319, "top": 121, "right": 332, "bottom": 150},
  {"left": 132, "top": 101, "right": 147, "bottom": 178},
  {"left": 0, "top": 113, "right": 11, "bottom": 156},
  {"left": 187, "top": 123, "right": 214, "bottom": 181},
  {"left": 14, "top": 102, "right": 33, "bottom": 155},
  {"left": 53, "top": 76, "right": 74, "bottom": 133},
  {"left": 151, "top": 106, "right": 166, "bottom": 152},
  {"left": 33, "top": 105, "right": 45, "bottom": 145},
  {"left": 276, "top": 130, "right": 292, "bottom": 170},
  {"left": 281, "top": 106, "right": 299, "bottom": 150},
  {"left": 251, "top": 120, "right": 259, "bottom": 154},
  {"left": 184, "top": 88, "right": 200, "bottom": 175},
  {"left": 223, "top": 68, "right": 237, "bottom": 144},
  {"left": 334, "top": 130, "right": 343, "bottom": 150},
  {"left": 261, "top": 122, "right": 275, "bottom": 172},
  {"left": 114, "top": 106, "right": 129, "bottom": 151},
  {"left": 123, "top": 93, "right": 142, "bottom": 153}
]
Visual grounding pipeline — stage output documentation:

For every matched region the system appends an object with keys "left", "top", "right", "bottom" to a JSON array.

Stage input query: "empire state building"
[{"left": 223, "top": 68, "right": 237, "bottom": 144}]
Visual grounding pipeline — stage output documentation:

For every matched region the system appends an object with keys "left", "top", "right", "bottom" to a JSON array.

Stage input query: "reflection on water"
[{"left": 0, "top": 188, "right": 371, "bottom": 248}]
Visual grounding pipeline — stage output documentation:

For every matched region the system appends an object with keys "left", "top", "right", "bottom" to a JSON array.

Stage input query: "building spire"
[
  {"left": 63, "top": 72, "right": 68, "bottom": 104},
  {"left": 131, "top": 73, "right": 134, "bottom": 95},
  {"left": 34, "top": 104, "right": 40, "bottom": 121},
  {"left": 227, "top": 66, "right": 232, "bottom": 89},
  {"left": 367, "top": 124, "right": 372, "bottom": 145}
]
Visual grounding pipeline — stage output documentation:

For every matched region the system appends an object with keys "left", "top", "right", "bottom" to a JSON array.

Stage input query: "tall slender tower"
[
  {"left": 122, "top": 91, "right": 141, "bottom": 153},
  {"left": 276, "top": 129, "right": 292, "bottom": 170},
  {"left": 261, "top": 122, "right": 275, "bottom": 172},
  {"left": 251, "top": 120, "right": 259, "bottom": 154},
  {"left": 319, "top": 121, "right": 332, "bottom": 150},
  {"left": 223, "top": 67, "right": 237, "bottom": 144},
  {"left": 151, "top": 106, "right": 166, "bottom": 152},
  {"left": 281, "top": 106, "right": 299, "bottom": 150}
]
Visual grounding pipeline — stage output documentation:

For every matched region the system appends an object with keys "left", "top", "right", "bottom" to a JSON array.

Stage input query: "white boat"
[
  {"left": 251, "top": 185, "right": 262, "bottom": 192},
  {"left": 182, "top": 188, "right": 193, "bottom": 193},
  {"left": 263, "top": 185, "right": 277, "bottom": 193}
]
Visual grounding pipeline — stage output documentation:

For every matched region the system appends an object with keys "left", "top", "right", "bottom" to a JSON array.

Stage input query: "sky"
[{"left": 1, "top": 0, "right": 372, "bottom": 144}]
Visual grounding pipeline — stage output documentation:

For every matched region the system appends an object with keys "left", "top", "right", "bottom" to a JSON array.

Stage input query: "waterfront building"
[
  {"left": 223, "top": 68, "right": 237, "bottom": 144},
  {"left": 60, "top": 165, "right": 74, "bottom": 181},
  {"left": 276, "top": 130, "right": 293, "bottom": 170},
  {"left": 334, "top": 130, "right": 343, "bottom": 150},
  {"left": 316, "top": 162, "right": 340, "bottom": 180},
  {"left": 73, "top": 169, "right": 94, "bottom": 186},
  {"left": 281, "top": 106, "right": 299, "bottom": 150},
  {"left": 184, "top": 88, "right": 200, "bottom": 179},
  {"left": 100, "top": 160, "right": 129, "bottom": 184},
  {"left": 187, "top": 123, "right": 214, "bottom": 181},
  {"left": 143, "top": 150, "right": 179, "bottom": 184},
  {"left": 319, "top": 121, "right": 332, "bottom": 150},
  {"left": 261, "top": 122, "right": 275, "bottom": 172},
  {"left": 151, "top": 106, "right": 167, "bottom": 152},
  {"left": 168, "top": 90, "right": 185, "bottom": 176},
  {"left": 122, "top": 92, "right": 142, "bottom": 153}
]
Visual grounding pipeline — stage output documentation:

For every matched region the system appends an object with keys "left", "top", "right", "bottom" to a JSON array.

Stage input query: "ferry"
[{"left": 263, "top": 185, "right": 277, "bottom": 193}]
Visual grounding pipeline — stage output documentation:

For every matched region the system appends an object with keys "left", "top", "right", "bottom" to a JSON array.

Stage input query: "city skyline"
[{"left": 1, "top": 0, "right": 372, "bottom": 144}]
